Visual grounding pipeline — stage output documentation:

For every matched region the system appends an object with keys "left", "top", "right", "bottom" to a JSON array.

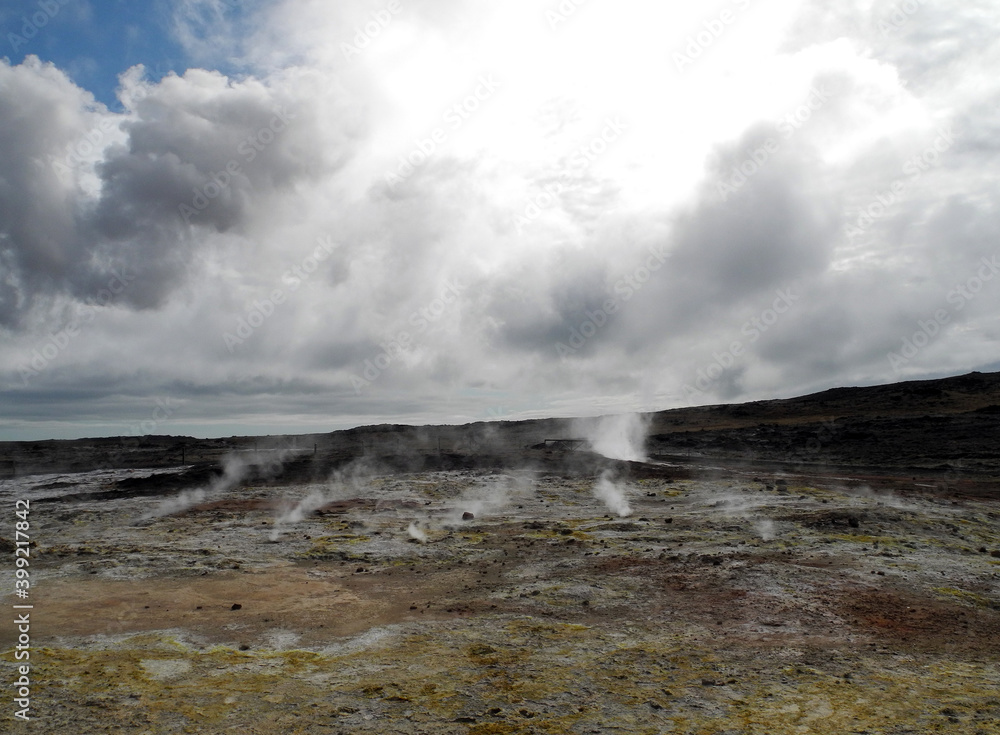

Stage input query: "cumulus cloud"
[
  {"left": 0, "top": 55, "right": 354, "bottom": 329},
  {"left": 1, "top": 0, "right": 999, "bottom": 439}
]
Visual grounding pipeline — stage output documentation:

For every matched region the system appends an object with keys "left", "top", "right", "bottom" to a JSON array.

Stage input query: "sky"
[{"left": 1, "top": 0, "right": 999, "bottom": 441}]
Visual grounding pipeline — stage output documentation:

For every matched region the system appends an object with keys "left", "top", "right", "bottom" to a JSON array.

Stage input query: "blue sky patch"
[{"left": 1, "top": 0, "right": 250, "bottom": 108}]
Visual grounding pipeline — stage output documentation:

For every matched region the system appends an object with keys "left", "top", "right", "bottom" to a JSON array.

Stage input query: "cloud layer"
[{"left": 2, "top": 0, "right": 1000, "bottom": 439}]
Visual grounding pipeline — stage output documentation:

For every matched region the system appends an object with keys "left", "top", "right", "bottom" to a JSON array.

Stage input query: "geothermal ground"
[
  {"left": 3, "top": 461, "right": 1000, "bottom": 734},
  {"left": 2, "top": 371, "right": 1000, "bottom": 733}
]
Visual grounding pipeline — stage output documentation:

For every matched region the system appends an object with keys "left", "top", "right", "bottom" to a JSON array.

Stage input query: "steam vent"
[
  {"left": 3, "top": 372, "right": 1000, "bottom": 732},
  {"left": 4, "top": 0, "right": 1000, "bottom": 727}
]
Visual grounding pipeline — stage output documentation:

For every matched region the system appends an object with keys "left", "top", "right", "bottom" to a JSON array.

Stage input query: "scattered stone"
[
  {"left": 462, "top": 512, "right": 475, "bottom": 521},
  {"left": 230, "top": 603, "right": 242, "bottom": 611}
]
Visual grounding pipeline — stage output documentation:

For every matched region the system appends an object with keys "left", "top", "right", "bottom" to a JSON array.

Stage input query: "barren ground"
[{"left": 3, "top": 458, "right": 1000, "bottom": 734}]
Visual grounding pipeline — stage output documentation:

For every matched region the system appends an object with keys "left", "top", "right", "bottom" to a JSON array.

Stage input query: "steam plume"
[
  {"left": 593, "top": 470, "right": 632, "bottom": 517},
  {"left": 407, "top": 522, "right": 428, "bottom": 543},
  {"left": 268, "top": 458, "right": 382, "bottom": 540},
  {"left": 269, "top": 488, "right": 329, "bottom": 541},
  {"left": 143, "top": 453, "right": 250, "bottom": 519},
  {"left": 579, "top": 413, "right": 650, "bottom": 461},
  {"left": 146, "top": 488, "right": 206, "bottom": 518},
  {"left": 451, "top": 474, "right": 533, "bottom": 522},
  {"left": 755, "top": 518, "right": 776, "bottom": 540}
]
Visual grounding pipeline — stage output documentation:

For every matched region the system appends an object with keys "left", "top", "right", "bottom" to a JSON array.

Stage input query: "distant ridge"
[{"left": 2, "top": 370, "right": 999, "bottom": 479}]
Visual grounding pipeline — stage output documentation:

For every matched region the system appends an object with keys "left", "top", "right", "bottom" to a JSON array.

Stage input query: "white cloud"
[{"left": 2, "top": 0, "right": 999, "bottom": 439}]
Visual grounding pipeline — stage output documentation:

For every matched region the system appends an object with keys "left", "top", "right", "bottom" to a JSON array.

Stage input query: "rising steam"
[
  {"left": 402, "top": 474, "right": 535, "bottom": 543},
  {"left": 407, "top": 522, "right": 428, "bottom": 543},
  {"left": 578, "top": 413, "right": 650, "bottom": 461},
  {"left": 708, "top": 486, "right": 779, "bottom": 541},
  {"left": 268, "top": 460, "right": 373, "bottom": 540},
  {"left": 755, "top": 518, "right": 776, "bottom": 540},
  {"left": 269, "top": 488, "right": 329, "bottom": 541},
  {"left": 147, "top": 488, "right": 206, "bottom": 518},
  {"left": 450, "top": 474, "right": 533, "bottom": 522},
  {"left": 593, "top": 470, "right": 632, "bottom": 517},
  {"left": 143, "top": 453, "right": 251, "bottom": 519}
]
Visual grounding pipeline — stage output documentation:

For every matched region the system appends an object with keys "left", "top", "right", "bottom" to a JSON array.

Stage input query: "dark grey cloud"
[
  {"left": 0, "top": 57, "right": 356, "bottom": 330},
  {"left": 0, "top": 57, "right": 95, "bottom": 328},
  {"left": 3, "top": 0, "right": 1000, "bottom": 439}
]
